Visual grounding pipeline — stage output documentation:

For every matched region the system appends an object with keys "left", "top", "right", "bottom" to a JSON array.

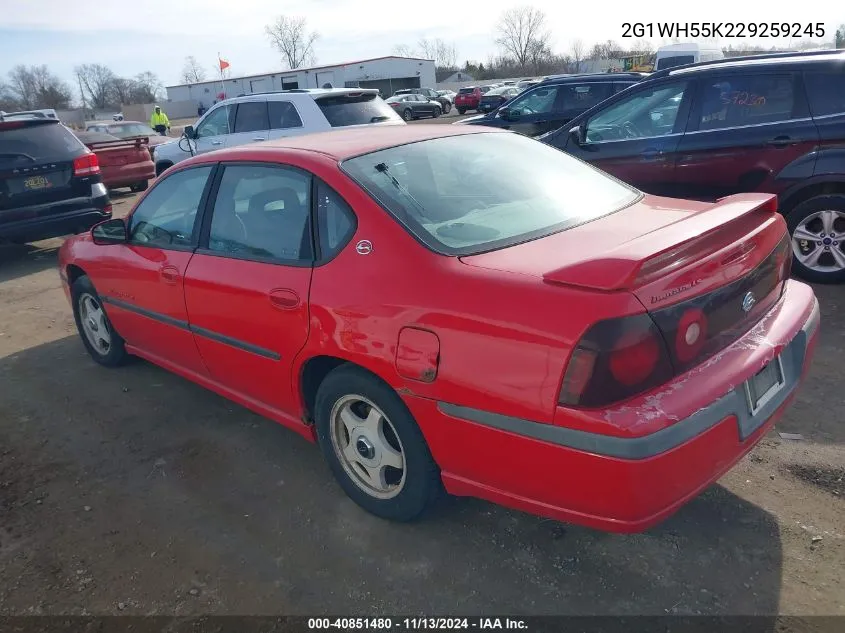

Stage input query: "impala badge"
[{"left": 356, "top": 240, "right": 373, "bottom": 255}]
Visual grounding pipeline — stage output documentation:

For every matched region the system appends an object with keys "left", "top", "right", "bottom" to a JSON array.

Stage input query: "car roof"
[
  {"left": 649, "top": 49, "right": 845, "bottom": 79},
  {"left": 218, "top": 88, "right": 380, "bottom": 104},
  {"left": 187, "top": 125, "right": 499, "bottom": 163},
  {"left": 538, "top": 72, "right": 648, "bottom": 85}
]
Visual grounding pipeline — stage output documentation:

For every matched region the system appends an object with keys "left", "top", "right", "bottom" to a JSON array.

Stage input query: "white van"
[{"left": 654, "top": 43, "right": 724, "bottom": 71}]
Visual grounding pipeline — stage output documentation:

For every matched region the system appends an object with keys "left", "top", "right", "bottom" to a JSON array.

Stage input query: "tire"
[
  {"left": 786, "top": 194, "right": 845, "bottom": 284},
  {"left": 130, "top": 181, "right": 149, "bottom": 193},
  {"left": 155, "top": 161, "right": 173, "bottom": 177},
  {"left": 433, "top": 106, "right": 441, "bottom": 118},
  {"left": 442, "top": 102, "right": 451, "bottom": 114},
  {"left": 71, "top": 275, "right": 128, "bottom": 367},
  {"left": 315, "top": 365, "right": 441, "bottom": 521},
  {"left": 457, "top": 107, "right": 466, "bottom": 115},
  {"left": 402, "top": 108, "right": 413, "bottom": 122}
]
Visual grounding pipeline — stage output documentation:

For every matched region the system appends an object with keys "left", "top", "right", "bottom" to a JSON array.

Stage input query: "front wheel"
[
  {"left": 457, "top": 107, "right": 466, "bottom": 115},
  {"left": 130, "top": 181, "right": 148, "bottom": 193},
  {"left": 443, "top": 102, "right": 451, "bottom": 114},
  {"left": 155, "top": 161, "right": 173, "bottom": 177},
  {"left": 71, "top": 275, "right": 128, "bottom": 367},
  {"left": 787, "top": 194, "right": 845, "bottom": 284},
  {"left": 315, "top": 366, "right": 441, "bottom": 521}
]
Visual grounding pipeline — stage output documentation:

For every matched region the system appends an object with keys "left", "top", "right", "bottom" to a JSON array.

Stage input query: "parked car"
[
  {"left": 436, "top": 89, "right": 456, "bottom": 105},
  {"left": 516, "top": 78, "right": 541, "bottom": 91},
  {"left": 393, "top": 88, "right": 452, "bottom": 114},
  {"left": 112, "top": 113, "right": 124, "bottom": 121},
  {"left": 386, "top": 94, "right": 442, "bottom": 121},
  {"left": 477, "top": 86, "right": 521, "bottom": 113},
  {"left": 86, "top": 121, "right": 171, "bottom": 155},
  {"left": 0, "top": 108, "right": 59, "bottom": 121},
  {"left": 0, "top": 118, "right": 111, "bottom": 244},
  {"left": 74, "top": 131, "right": 155, "bottom": 193},
  {"left": 152, "top": 88, "right": 403, "bottom": 176},
  {"left": 654, "top": 42, "right": 724, "bottom": 71},
  {"left": 542, "top": 49, "right": 845, "bottom": 283},
  {"left": 58, "top": 125, "right": 818, "bottom": 532},
  {"left": 454, "top": 85, "right": 494, "bottom": 114},
  {"left": 457, "top": 73, "right": 645, "bottom": 137}
]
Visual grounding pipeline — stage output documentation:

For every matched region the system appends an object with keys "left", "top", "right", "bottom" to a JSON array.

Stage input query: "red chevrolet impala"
[{"left": 58, "top": 126, "right": 819, "bottom": 532}]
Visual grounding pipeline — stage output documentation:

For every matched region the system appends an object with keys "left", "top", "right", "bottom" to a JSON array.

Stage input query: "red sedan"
[
  {"left": 75, "top": 131, "right": 155, "bottom": 192},
  {"left": 58, "top": 126, "right": 819, "bottom": 532}
]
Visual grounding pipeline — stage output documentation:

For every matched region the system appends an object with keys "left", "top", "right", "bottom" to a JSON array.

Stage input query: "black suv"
[
  {"left": 542, "top": 50, "right": 845, "bottom": 283},
  {"left": 456, "top": 73, "right": 648, "bottom": 137},
  {"left": 0, "top": 118, "right": 112, "bottom": 244}
]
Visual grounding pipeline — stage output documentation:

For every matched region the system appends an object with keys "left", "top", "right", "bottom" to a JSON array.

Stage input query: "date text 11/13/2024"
[{"left": 308, "top": 618, "right": 528, "bottom": 630}]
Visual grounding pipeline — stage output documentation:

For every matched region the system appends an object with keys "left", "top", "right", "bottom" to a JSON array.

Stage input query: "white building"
[{"left": 165, "top": 56, "right": 437, "bottom": 106}]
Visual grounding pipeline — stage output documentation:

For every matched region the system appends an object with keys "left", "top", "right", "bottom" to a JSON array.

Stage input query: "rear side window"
[
  {"left": 804, "top": 72, "right": 845, "bottom": 117},
  {"left": 316, "top": 182, "right": 356, "bottom": 257},
  {"left": 0, "top": 123, "right": 86, "bottom": 166},
  {"left": 234, "top": 101, "right": 269, "bottom": 133},
  {"left": 698, "top": 75, "right": 794, "bottom": 130},
  {"left": 316, "top": 94, "right": 400, "bottom": 127},
  {"left": 268, "top": 101, "right": 303, "bottom": 129}
]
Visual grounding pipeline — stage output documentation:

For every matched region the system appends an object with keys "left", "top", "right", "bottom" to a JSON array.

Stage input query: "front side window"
[
  {"left": 268, "top": 101, "right": 303, "bottom": 129},
  {"left": 129, "top": 166, "right": 212, "bottom": 248},
  {"left": 507, "top": 86, "right": 559, "bottom": 116},
  {"left": 234, "top": 101, "right": 270, "bottom": 133},
  {"left": 196, "top": 105, "right": 231, "bottom": 138},
  {"left": 803, "top": 71, "right": 845, "bottom": 118},
  {"left": 586, "top": 81, "right": 688, "bottom": 142},
  {"left": 342, "top": 132, "right": 639, "bottom": 256},
  {"left": 207, "top": 164, "right": 312, "bottom": 263},
  {"left": 698, "top": 75, "right": 794, "bottom": 130}
]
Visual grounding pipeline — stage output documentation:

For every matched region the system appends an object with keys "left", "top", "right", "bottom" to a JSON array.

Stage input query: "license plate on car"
[
  {"left": 24, "top": 175, "right": 51, "bottom": 190},
  {"left": 744, "top": 356, "right": 785, "bottom": 416}
]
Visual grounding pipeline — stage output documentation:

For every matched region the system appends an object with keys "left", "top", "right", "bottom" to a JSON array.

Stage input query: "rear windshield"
[
  {"left": 109, "top": 123, "right": 156, "bottom": 137},
  {"left": 656, "top": 55, "right": 695, "bottom": 70},
  {"left": 342, "top": 132, "right": 640, "bottom": 256},
  {"left": 0, "top": 122, "right": 86, "bottom": 167},
  {"left": 315, "top": 94, "right": 401, "bottom": 127},
  {"left": 458, "top": 87, "right": 475, "bottom": 94}
]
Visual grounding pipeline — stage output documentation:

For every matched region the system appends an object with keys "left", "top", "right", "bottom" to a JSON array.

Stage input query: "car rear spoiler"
[
  {"left": 83, "top": 136, "right": 149, "bottom": 150},
  {"left": 542, "top": 193, "right": 780, "bottom": 291}
]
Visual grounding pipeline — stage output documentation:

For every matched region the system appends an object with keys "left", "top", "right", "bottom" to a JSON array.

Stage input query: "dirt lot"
[{"left": 1, "top": 126, "right": 843, "bottom": 618}]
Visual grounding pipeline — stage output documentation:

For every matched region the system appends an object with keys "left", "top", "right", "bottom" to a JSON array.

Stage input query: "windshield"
[
  {"left": 656, "top": 54, "right": 695, "bottom": 70},
  {"left": 316, "top": 93, "right": 401, "bottom": 126},
  {"left": 0, "top": 122, "right": 86, "bottom": 166},
  {"left": 109, "top": 123, "right": 156, "bottom": 137},
  {"left": 342, "top": 132, "right": 640, "bottom": 256}
]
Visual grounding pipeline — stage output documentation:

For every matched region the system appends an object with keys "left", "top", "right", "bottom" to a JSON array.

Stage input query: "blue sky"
[{"left": 1, "top": 0, "right": 839, "bottom": 101}]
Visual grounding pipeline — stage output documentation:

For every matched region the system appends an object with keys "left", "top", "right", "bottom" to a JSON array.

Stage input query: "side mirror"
[
  {"left": 92, "top": 218, "right": 128, "bottom": 245},
  {"left": 183, "top": 124, "right": 195, "bottom": 139},
  {"left": 569, "top": 124, "right": 586, "bottom": 146}
]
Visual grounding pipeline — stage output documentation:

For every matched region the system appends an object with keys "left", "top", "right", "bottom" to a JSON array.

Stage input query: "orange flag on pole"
[{"left": 219, "top": 57, "right": 230, "bottom": 71}]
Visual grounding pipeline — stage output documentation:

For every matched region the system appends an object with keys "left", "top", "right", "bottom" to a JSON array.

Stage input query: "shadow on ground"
[
  {"left": 0, "top": 242, "right": 59, "bottom": 284},
  {"left": 0, "top": 336, "right": 785, "bottom": 616}
]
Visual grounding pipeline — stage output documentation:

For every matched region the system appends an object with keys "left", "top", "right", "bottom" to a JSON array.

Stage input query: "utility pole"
[{"left": 76, "top": 72, "right": 87, "bottom": 121}]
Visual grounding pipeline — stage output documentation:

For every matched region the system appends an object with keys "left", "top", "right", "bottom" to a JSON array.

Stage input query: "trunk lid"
[{"left": 461, "top": 192, "right": 791, "bottom": 373}]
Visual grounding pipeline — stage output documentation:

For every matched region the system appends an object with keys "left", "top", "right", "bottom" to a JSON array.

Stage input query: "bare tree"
[
  {"left": 75, "top": 63, "right": 117, "bottom": 109},
  {"left": 495, "top": 6, "right": 550, "bottom": 71},
  {"left": 392, "top": 44, "right": 415, "bottom": 57},
  {"left": 7, "top": 65, "right": 72, "bottom": 110},
  {"left": 590, "top": 39, "right": 624, "bottom": 60},
  {"left": 837, "top": 24, "right": 845, "bottom": 48},
  {"left": 131, "top": 72, "right": 162, "bottom": 103},
  {"left": 265, "top": 16, "right": 318, "bottom": 69},
  {"left": 181, "top": 56, "right": 207, "bottom": 84},
  {"left": 569, "top": 39, "right": 585, "bottom": 73},
  {"left": 417, "top": 38, "right": 458, "bottom": 71}
]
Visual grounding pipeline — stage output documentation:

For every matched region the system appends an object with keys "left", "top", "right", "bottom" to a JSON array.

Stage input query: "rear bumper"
[
  {"left": 404, "top": 280, "right": 819, "bottom": 532},
  {"left": 0, "top": 197, "right": 111, "bottom": 242},
  {"left": 101, "top": 161, "right": 154, "bottom": 188}
]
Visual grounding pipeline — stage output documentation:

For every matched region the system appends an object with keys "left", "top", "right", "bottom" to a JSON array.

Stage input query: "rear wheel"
[
  {"left": 787, "top": 194, "right": 845, "bottom": 284},
  {"left": 315, "top": 366, "right": 441, "bottom": 521},
  {"left": 129, "top": 181, "right": 148, "bottom": 193},
  {"left": 457, "top": 107, "right": 466, "bottom": 115},
  {"left": 155, "top": 161, "right": 172, "bottom": 177},
  {"left": 71, "top": 275, "right": 128, "bottom": 367},
  {"left": 402, "top": 108, "right": 413, "bottom": 122},
  {"left": 442, "top": 102, "right": 451, "bottom": 114}
]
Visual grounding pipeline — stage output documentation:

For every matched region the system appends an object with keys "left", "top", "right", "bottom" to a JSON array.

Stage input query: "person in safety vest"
[{"left": 150, "top": 105, "right": 170, "bottom": 136}]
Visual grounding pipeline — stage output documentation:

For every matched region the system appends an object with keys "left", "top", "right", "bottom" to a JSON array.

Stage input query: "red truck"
[{"left": 74, "top": 131, "right": 155, "bottom": 192}]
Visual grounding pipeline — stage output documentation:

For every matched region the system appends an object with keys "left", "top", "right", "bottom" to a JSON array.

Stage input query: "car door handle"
[
  {"left": 269, "top": 288, "right": 300, "bottom": 310},
  {"left": 160, "top": 265, "right": 180, "bottom": 284},
  {"left": 252, "top": 137, "right": 266, "bottom": 142},
  {"left": 210, "top": 140, "right": 224, "bottom": 146},
  {"left": 641, "top": 148, "right": 663, "bottom": 160},
  {"left": 767, "top": 136, "right": 796, "bottom": 147}
]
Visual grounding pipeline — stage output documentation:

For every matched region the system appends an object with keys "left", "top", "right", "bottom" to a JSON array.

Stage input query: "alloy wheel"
[
  {"left": 79, "top": 293, "right": 111, "bottom": 355},
  {"left": 792, "top": 209, "right": 845, "bottom": 273}
]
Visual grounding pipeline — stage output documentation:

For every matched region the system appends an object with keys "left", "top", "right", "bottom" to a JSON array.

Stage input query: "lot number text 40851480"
[{"left": 307, "top": 618, "right": 528, "bottom": 630}]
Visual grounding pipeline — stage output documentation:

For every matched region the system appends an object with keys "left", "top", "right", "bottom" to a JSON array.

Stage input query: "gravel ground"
[{"left": 0, "top": 140, "right": 843, "bottom": 618}]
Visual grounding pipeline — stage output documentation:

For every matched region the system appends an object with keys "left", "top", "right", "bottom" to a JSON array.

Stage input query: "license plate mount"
[{"left": 743, "top": 356, "right": 785, "bottom": 417}]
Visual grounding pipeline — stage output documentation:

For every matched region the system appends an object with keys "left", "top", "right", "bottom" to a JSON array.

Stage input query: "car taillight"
[
  {"left": 73, "top": 152, "right": 100, "bottom": 176},
  {"left": 559, "top": 313, "right": 674, "bottom": 408}
]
